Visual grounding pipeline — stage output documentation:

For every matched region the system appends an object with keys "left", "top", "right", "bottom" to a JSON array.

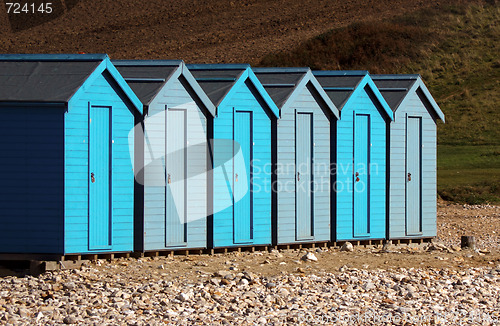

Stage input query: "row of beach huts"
[{"left": 0, "top": 54, "right": 444, "bottom": 259}]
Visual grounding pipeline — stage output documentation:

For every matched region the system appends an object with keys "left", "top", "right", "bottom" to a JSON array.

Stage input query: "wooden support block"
[
  {"left": 461, "top": 236, "right": 476, "bottom": 250},
  {"left": 102, "top": 253, "right": 114, "bottom": 261},
  {"left": 43, "top": 261, "right": 60, "bottom": 272}
]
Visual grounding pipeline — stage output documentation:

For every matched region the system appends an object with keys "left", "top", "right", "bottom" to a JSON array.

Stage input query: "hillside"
[
  {"left": 259, "top": 1, "right": 500, "bottom": 203},
  {"left": 0, "top": 0, "right": 474, "bottom": 64}
]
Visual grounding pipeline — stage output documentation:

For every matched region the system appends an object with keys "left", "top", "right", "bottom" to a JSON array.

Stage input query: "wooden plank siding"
[
  {"left": 142, "top": 76, "right": 209, "bottom": 250},
  {"left": 64, "top": 71, "right": 136, "bottom": 254},
  {"left": 336, "top": 85, "right": 388, "bottom": 241},
  {"left": 389, "top": 90, "right": 437, "bottom": 238},
  {"left": 212, "top": 80, "right": 273, "bottom": 248},
  {"left": 277, "top": 85, "right": 331, "bottom": 243}
]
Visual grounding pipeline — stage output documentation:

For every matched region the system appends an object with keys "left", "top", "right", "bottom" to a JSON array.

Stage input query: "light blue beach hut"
[
  {"left": 253, "top": 67, "right": 339, "bottom": 245},
  {"left": 187, "top": 64, "right": 279, "bottom": 249},
  {"left": 314, "top": 71, "right": 393, "bottom": 241},
  {"left": 114, "top": 60, "right": 216, "bottom": 252},
  {"left": 372, "top": 74, "right": 444, "bottom": 240}
]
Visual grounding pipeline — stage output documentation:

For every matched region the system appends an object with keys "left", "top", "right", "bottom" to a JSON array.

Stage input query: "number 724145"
[{"left": 5, "top": 2, "right": 53, "bottom": 14}]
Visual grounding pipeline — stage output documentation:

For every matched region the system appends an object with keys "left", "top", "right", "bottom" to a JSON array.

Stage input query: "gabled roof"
[
  {"left": 372, "top": 74, "right": 445, "bottom": 122},
  {"left": 187, "top": 64, "right": 279, "bottom": 118},
  {"left": 0, "top": 54, "right": 142, "bottom": 113},
  {"left": 312, "top": 71, "right": 367, "bottom": 109},
  {"left": 313, "top": 70, "right": 393, "bottom": 120},
  {"left": 253, "top": 67, "right": 339, "bottom": 119},
  {"left": 113, "top": 60, "right": 215, "bottom": 117}
]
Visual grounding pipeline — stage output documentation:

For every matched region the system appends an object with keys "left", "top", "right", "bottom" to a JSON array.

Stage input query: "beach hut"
[
  {"left": 253, "top": 67, "right": 339, "bottom": 245},
  {"left": 313, "top": 71, "right": 393, "bottom": 242},
  {"left": 372, "top": 75, "right": 444, "bottom": 240},
  {"left": 0, "top": 54, "right": 142, "bottom": 258},
  {"left": 113, "top": 60, "right": 216, "bottom": 252},
  {"left": 187, "top": 64, "right": 279, "bottom": 249}
]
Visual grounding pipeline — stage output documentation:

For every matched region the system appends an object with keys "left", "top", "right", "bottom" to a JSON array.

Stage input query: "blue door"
[
  {"left": 353, "top": 113, "right": 370, "bottom": 237},
  {"left": 165, "top": 109, "right": 187, "bottom": 247},
  {"left": 234, "top": 111, "right": 253, "bottom": 244},
  {"left": 89, "top": 106, "right": 111, "bottom": 250},
  {"left": 296, "top": 112, "right": 314, "bottom": 240},
  {"left": 406, "top": 116, "right": 422, "bottom": 235}
]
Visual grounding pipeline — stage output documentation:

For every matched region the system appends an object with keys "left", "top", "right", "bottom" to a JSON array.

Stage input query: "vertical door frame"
[
  {"left": 405, "top": 114, "right": 423, "bottom": 236},
  {"left": 352, "top": 111, "right": 371, "bottom": 238},
  {"left": 295, "top": 110, "right": 315, "bottom": 241},
  {"left": 232, "top": 108, "right": 254, "bottom": 244},
  {"left": 88, "top": 103, "right": 113, "bottom": 251},
  {"left": 165, "top": 105, "right": 188, "bottom": 247}
]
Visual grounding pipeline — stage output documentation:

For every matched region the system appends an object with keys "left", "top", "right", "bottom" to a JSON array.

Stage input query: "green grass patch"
[
  {"left": 260, "top": 2, "right": 499, "bottom": 203},
  {"left": 438, "top": 145, "right": 500, "bottom": 204}
]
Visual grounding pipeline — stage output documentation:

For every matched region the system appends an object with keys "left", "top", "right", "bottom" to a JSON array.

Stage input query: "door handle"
[
  {"left": 235, "top": 173, "right": 238, "bottom": 182},
  {"left": 297, "top": 172, "right": 300, "bottom": 181},
  {"left": 167, "top": 173, "right": 171, "bottom": 184},
  {"left": 355, "top": 171, "right": 359, "bottom": 182},
  {"left": 91, "top": 172, "right": 95, "bottom": 183},
  {"left": 408, "top": 173, "right": 412, "bottom": 181}
]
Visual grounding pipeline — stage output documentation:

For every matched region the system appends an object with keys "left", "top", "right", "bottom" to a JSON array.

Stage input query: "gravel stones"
[
  {"left": 341, "top": 242, "right": 354, "bottom": 252},
  {"left": 1, "top": 263, "right": 498, "bottom": 325}
]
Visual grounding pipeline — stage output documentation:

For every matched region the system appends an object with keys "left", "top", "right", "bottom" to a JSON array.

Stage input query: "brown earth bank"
[{"left": 0, "top": 0, "right": 480, "bottom": 64}]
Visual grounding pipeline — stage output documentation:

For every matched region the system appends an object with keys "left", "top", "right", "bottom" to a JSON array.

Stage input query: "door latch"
[
  {"left": 167, "top": 173, "right": 171, "bottom": 184},
  {"left": 297, "top": 172, "right": 300, "bottom": 181},
  {"left": 91, "top": 172, "right": 95, "bottom": 183},
  {"left": 235, "top": 173, "right": 238, "bottom": 182},
  {"left": 408, "top": 173, "right": 412, "bottom": 181},
  {"left": 355, "top": 172, "right": 359, "bottom": 182}
]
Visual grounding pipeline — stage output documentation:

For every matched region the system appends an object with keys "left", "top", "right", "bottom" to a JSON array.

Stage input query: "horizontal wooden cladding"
[
  {"left": 212, "top": 81, "right": 273, "bottom": 248},
  {"left": 336, "top": 86, "right": 387, "bottom": 241},
  {"left": 388, "top": 91, "right": 438, "bottom": 239},
  {"left": 64, "top": 72, "right": 135, "bottom": 254},
  {"left": 142, "top": 77, "right": 208, "bottom": 251}
]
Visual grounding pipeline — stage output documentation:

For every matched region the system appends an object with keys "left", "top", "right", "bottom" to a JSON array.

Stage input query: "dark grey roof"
[
  {"left": 313, "top": 73, "right": 365, "bottom": 109},
  {"left": 113, "top": 62, "right": 180, "bottom": 105},
  {"left": 253, "top": 70, "right": 306, "bottom": 109},
  {"left": 372, "top": 75, "right": 417, "bottom": 111},
  {"left": 186, "top": 65, "right": 246, "bottom": 107},
  {"left": 0, "top": 60, "right": 101, "bottom": 103}
]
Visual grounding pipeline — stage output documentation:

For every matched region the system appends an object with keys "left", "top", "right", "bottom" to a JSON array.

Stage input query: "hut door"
[
  {"left": 295, "top": 112, "right": 314, "bottom": 240},
  {"left": 233, "top": 111, "right": 253, "bottom": 244},
  {"left": 89, "top": 106, "right": 111, "bottom": 250},
  {"left": 353, "top": 113, "right": 370, "bottom": 237},
  {"left": 165, "top": 109, "right": 188, "bottom": 247},
  {"left": 406, "top": 116, "right": 422, "bottom": 235}
]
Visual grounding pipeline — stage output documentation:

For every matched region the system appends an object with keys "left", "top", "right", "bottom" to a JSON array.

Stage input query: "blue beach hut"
[
  {"left": 253, "top": 67, "right": 339, "bottom": 245},
  {"left": 0, "top": 54, "right": 142, "bottom": 257},
  {"left": 372, "top": 74, "right": 444, "bottom": 240},
  {"left": 187, "top": 64, "right": 279, "bottom": 249},
  {"left": 313, "top": 71, "right": 393, "bottom": 242},
  {"left": 114, "top": 60, "right": 216, "bottom": 252}
]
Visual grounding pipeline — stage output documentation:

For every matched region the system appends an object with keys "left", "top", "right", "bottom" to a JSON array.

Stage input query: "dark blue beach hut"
[
  {"left": 0, "top": 54, "right": 142, "bottom": 257},
  {"left": 253, "top": 67, "right": 339, "bottom": 245},
  {"left": 313, "top": 71, "right": 393, "bottom": 242},
  {"left": 372, "top": 75, "right": 445, "bottom": 240},
  {"left": 114, "top": 60, "right": 216, "bottom": 252},
  {"left": 187, "top": 64, "right": 279, "bottom": 248}
]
